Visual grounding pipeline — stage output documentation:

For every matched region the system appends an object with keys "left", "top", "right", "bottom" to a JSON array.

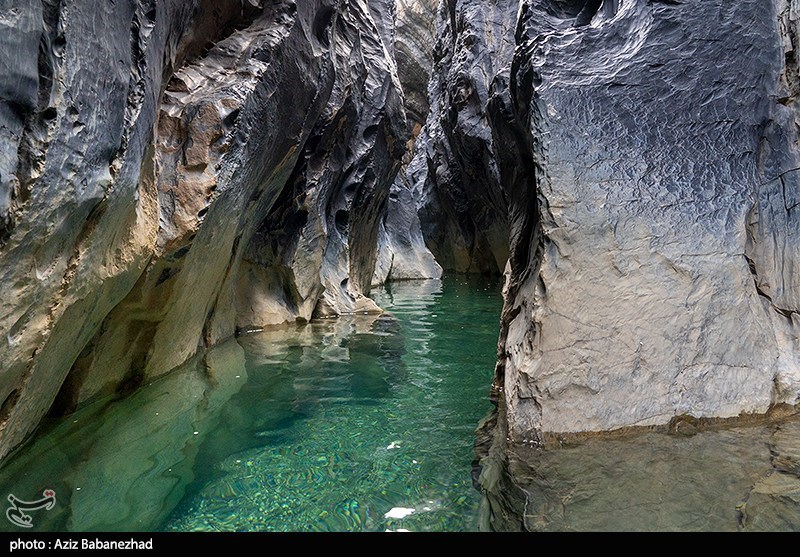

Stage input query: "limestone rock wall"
[
  {"left": 0, "top": 0, "right": 408, "bottom": 461},
  {"left": 394, "top": 0, "right": 437, "bottom": 133},
  {"left": 497, "top": 0, "right": 800, "bottom": 441},
  {"left": 373, "top": 0, "right": 442, "bottom": 285},
  {"left": 413, "top": 0, "right": 519, "bottom": 274},
  {"left": 414, "top": 0, "right": 800, "bottom": 443}
]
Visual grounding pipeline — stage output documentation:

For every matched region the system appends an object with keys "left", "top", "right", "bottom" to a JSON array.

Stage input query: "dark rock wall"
[
  {"left": 0, "top": 0, "right": 408, "bottom": 460},
  {"left": 412, "top": 0, "right": 519, "bottom": 274},
  {"left": 372, "top": 0, "right": 442, "bottom": 285},
  {"left": 394, "top": 0, "right": 437, "bottom": 134}
]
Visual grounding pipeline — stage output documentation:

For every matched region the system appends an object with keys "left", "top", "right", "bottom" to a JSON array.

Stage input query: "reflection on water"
[
  {"left": 477, "top": 405, "right": 800, "bottom": 531},
  {"left": 0, "top": 276, "right": 502, "bottom": 531}
]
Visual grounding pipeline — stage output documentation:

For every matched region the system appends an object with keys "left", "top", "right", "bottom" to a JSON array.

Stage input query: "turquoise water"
[{"left": 0, "top": 277, "right": 502, "bottom": 532}]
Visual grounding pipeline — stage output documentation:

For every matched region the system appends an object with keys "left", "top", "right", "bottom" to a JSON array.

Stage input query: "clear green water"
[{"left": 0, "top": 277, "right": 501, "bottom": 532}]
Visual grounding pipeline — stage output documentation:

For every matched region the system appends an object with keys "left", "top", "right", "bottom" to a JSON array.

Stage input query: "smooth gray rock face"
[
  {"left": 478, "top": 0, "right": 800, "bottom": 442},
  {"left": 0, "top": 0, "right": 407, "bottom": 461},
  {"left": 373, "top": 129, "right": 443, "bottom": 285}
]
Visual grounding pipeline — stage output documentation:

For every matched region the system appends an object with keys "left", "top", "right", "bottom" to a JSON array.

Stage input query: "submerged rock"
[
  {"left": 475, "top": 406, "right": 800, "bottom": 531},
  {"left": 0, "top": 339, "right": 248, "bottom": 532}
]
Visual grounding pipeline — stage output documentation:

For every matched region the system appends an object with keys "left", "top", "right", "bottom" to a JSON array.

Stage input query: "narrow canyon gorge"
[{"left": 0, "top": 0, "right": 799, "bottom": 531}]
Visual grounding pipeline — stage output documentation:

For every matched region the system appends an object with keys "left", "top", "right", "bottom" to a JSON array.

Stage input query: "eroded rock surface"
[
  {"left": 0, "top": 0, "right": 408, "bottom": 461},
  {"left": 394, "top": 0, "right": 437, "bottom": 134},
  {"left": 373, "top": 0, "right": 442, "bottom": 285},
  {"left": 373, "top": 143, "right": 443, "bottom": 285},
  {"left": 479, "top": 0, "right": 800, "bottom": 442},
  {"left": 448, "top": 0, "right": 800, "bottom": 531},
  {"left": 411, "top": 0, "right": 519, "bottom": 274}
]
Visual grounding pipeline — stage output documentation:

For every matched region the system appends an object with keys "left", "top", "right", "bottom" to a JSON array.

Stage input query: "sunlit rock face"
[
  {"left": 382, "top": 0, "right": 800, "bottom": 447},
  {"left": 441, "top": 0, "right": 800, "bottom": 443},
  {"left": 394, "top": 0, "right": 437, "bottom": 135},
  {"left": 0, "top": 0, "right": 408, "bottom": 461}
]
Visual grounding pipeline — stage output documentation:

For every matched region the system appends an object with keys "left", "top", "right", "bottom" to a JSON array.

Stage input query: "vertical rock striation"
[
  {"left": 412, "top": 0, "right": 519, "bottom": 274},
  {"left": 0, "top": 0, "right": 407, "bottom": 460},
  {"left": 394, "top": 0, "right": 437, "bottom": 135}
]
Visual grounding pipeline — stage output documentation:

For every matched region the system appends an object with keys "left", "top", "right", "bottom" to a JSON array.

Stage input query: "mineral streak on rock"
[{"left": 0, "top": 0, "right": 408, "bottom": 461}]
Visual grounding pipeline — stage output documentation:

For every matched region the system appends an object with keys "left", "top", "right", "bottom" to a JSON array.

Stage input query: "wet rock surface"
[{"left": 739, "top": 420, "right": 800, "bottom": 530}]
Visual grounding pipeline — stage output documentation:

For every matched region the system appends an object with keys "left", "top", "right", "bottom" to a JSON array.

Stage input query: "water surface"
[
  {"left": 6, "top": 273, "right": 793, "bottom": 532},
  {"left": 0, "top": 276, "right": 502, "bottom": 531},
  {"left": 477, "top": 409, "right": 800, "bottom": 531}
]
